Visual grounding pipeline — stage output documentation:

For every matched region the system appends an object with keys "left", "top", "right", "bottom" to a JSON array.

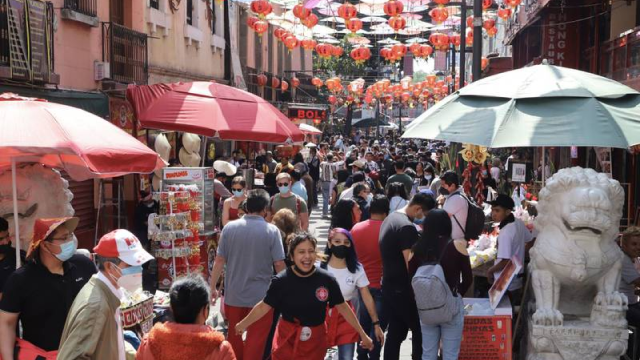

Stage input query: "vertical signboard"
[
  {"left": 542, "top": 7, "right": 579, "bottom": 68},
  {"left": 228, "top": 0, "right": 246, "bottom": 90},
  {"left": 27, "top": 0, "right": 48, "bottom": 82},
  {"left": 7, "top": 0, "right": 28, "bottom": 80}
]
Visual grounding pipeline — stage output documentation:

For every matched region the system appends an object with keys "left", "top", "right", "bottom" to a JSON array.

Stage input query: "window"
[
  {"left": 187, "top": 0, "right": 193, "bottom": 25},
  {"left": 150, "top": 0, "right": 159, "bottom": 10}
]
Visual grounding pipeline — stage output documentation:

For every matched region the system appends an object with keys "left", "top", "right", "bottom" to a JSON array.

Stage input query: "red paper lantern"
[
  {"left": 383, "top": 0, "right": 403, "bottom": 16},
  {"left": 388, "top": 15, "right": 406, "bottom": 31},
  {"left": 481, "top": 57, "right": 489, "bottom": 70},
  {"left": 429, "top": 32, "right": 450, "bottom": 51},
  {"left": 482, "top": 0, "right": 492, "bottom": 11},
  {"left": 350, "top": 46, "right": 371, "bottom": 64},
  {"left": 281, "top": 80, "right": 289, "bottom": 91},
  {"left": 291, "top": 77, "right": 300, "bottom": 88},
  {"left": 257, "top": 74, "right": 268, "bottom": 87},
  {"left": 483, "top": 18, "right": 496, "bottom": 30},
  {"left": 337, "top": 3, "right": 357, "bottom": 20},
  {"left": 247, "top": 16, "right": 259, "bottom": 29},
  {"left": 328, "top": 95, "right": 337, "bottom": 105},
  {"left": 418, "top": 44, "right": 433, "bottom": 58},
  {"left": 293, "top": 4, "right": 311, "bottom": 20},
  {"left": 429, "top": 8, "right": 449, "bottom": 24},
  {"left": 409, "top": 43, "right": 421, "bottom": 55},
  {"left": 466, "top": 15, "right": 473, "bottom": 28},
  {"left": 284, "top": 35, "right": 299, "bottom": 50},
  {"left": 401, "top": 92, "right": 411, "bottom": 103},
  {"left": 274, "top": 27, "right": 287, "bottom": 40},
  {"left": 316, "top": 43, "right": 333, "bottom": 58},
  {"left": 486, "top": 26, "right": 498, "bottom": 37},
  {"left": 346, "top": 18, "right": 363, "bottom": 33},
  {"left": 426, "top": 74, "right": 437, "bottom": 87},
  {"left": 271, "top": 77, "right": 280, "bottom": 88},
  {"left": 250, "top": 0, "right": 272, "bottom": 17},
  {"left": 253, "top": 20, "right": 269, "bottom": 35},
  {"left": 465, "top": 29, "right": 473, "bottom": 46},
  {"left": 301, "top": 39, "right": 317, "bottom": 50},
  {"left": 380, "top": 47, "right": 391, "bottom": 59},
  {"left": 450, "top": 33, "right": 461, "bottom": 48},
  {"left": 302, "top": 14, "right": 318, "bottom": 28},
  {"left": 391, "top": 43, "right": 407, "bottom": 57},
  {"left": 432, "top": 0, "right": 449, "bottom": 6},
  {"left": 325, "top": 78, "right": 336, "bottom": 92},
  {"left": 503, "top": 0, "right": 521, "bottom": 8},
  {"left": 497, "top": 7, "right": 512, "bottom": 20},
  {"left": 331, "top": 45, "right": 344, "bottom": 57},
  {"left": 311, "top": 77, "right": 323, "bottom": 88}
]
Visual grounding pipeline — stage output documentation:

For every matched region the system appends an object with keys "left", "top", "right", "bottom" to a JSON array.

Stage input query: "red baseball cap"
[
  {"left": 94, "top": 229, "right": 153, "bottom": 266},
  {"left": 27, "top": 217, "right": 79, "bottom": 259}
]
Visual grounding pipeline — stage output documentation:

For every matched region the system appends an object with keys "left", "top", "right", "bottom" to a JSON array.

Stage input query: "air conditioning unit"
[{"left": 94, "top": 61, "right": 111, "bottom": 81}]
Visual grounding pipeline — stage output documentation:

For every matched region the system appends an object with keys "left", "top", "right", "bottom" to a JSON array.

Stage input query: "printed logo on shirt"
[
  {"left": 315, "top": 286, "right": 329, "bottom": 302},
  {"left": 76, "top": 277, "right": 84, "bottom": 282},
  {"left": 346, "top": 277, "right": 355, "bottom": 286}
]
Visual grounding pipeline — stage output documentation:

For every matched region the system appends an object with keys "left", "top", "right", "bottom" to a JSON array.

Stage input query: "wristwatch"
[{"left": 372, "top": 321, "right": 381, "bottom": 326}]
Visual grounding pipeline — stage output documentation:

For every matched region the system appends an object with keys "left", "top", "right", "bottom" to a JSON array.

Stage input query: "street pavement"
[{"left": 309, "top": 198, "right": 415, "bottom": 360}]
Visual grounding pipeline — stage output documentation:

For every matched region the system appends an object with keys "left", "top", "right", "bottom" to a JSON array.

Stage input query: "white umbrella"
[
  {"left": 213, "top": 160, "right": 237, "bottom": 176},
  {"left": 299, "top": 123, "right": 323, "bottom": 135}
]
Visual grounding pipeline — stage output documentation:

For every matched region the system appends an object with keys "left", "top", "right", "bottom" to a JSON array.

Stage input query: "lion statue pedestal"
[{"left": 527, "top": 167, "right": 628, "bottom": 360}]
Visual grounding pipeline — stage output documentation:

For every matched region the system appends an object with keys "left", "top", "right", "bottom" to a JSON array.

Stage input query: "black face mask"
[
  {"left": 294, "top": 264, "right": 315, "bottom": 276},
  {"left": 0, "top": 244, "right": 12, "bottom": 255},
  {"left": 439, "top": 187, "right": 450, "bottom": 196},
  {"left": 331, "top": 245, "right": 349, "bottom": 259}
]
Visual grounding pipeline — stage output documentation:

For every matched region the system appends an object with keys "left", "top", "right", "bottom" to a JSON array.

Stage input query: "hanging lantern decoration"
[
  {"left": 426, "top": 74, "right": 437, "bottom": 87},
  {"left": 301, "top": 39, "right": 317, "bottom": 50},
  {"left": 316, "top": 43, "right": 333, "bottom": 58},
  {"left": 284, "top": 35, "right": 299, "bottom": 51},
  {"left": 291, "top": 77, "right": 300, "bottom": 88},
  {"left": 311, "top": 77, "right": 323, "bottom": 88},
  {"left": 350, "top": 46, "right": 371, "bottom": 64},
  {"left": 274, "top": 27, "right": 287, "bottom": 41},
  {"left": 503, "top": 0, "right": 522, "bottom": 8},
  {"left": 337, "top": 3, "right": 357, "bottom": 20},
  {"left": 429, "top": 8, "right": 449, "bottom": 24},
  {"left": 418, "top": 44, "right": 433, "bottom": 58},
  {"left": 257, "top": 74, "right": 268, "bottom": 87},
  {"left": 346, "top": 18, "right": 363, "bottom": 33},
  {"left": 446, "top": 74, "right": 453, "bottom": 84},
  {"left": 302, "top": 14, "right": 318, "bottom": 28},
  {"left": 253, "top": 20, "right": 269, "bottom": 35},
  {"left": 328, "top": 95, "right": 337, "bottom": 105},
  {"left": 429, "top": 32, "right": 450, "bottom": 51},
  {"left": 482, "top": 0, "right": 492, "bottom": 11},
  {"left": 250, "top": 0, "right": 272, "bottom": 18},
  {"left": 325, "top": 78, "right": 336, "bottom": 92},
  {"left": 497, "top": 7, "right": 512, "bottom": 20},
  {"left": 293, "top": 4, "right": 311, "bottom": 20},
  {"left": 281, "top": 80, "right": 289, "bottom": 91},
  {"left": 482, "top": 18, "right": 496, "bottom": 31},
  {"left": 331, "top": 45, "right": 344, "bottom": 57},
  {"left": 391, "top": 43, "right": 407, "bottom": 57},
  {"left": 465, "top": 28, "right": 473, "bottom": 46},
  {"left": 388, "top": 15, "right": 406, "bottom": 32},
  {"left": 481, "top": 57, "right": 489, "bottom": 70},
  {"left": 486, "top": 26, "right": 498, "bottom": 37},
  {"left": 380, "top": 48, "right": 391, "bottom": 61},
  {"left": 466, "top": 15, "right": 473, "bottom": 28},
  {"left": 409, "top": 43, "right": 422, "bottom": 56},
  {"left": 450, "top": 33, "right": 461, "bottom": 49},
  {"left": 432, "top": 0, "right": 450, "bottom": 6},
  {"left": 247, "top": 16, "right": 259, "bottom": 29},
  {"left": 401, "top": 92, "right": 411, "bottom": 103},
  {"left": 271, "top": 77, "right": 280, "bottom": 89},
  {"left": 383, "top": 0, "right": 403, "bottom": 16}
]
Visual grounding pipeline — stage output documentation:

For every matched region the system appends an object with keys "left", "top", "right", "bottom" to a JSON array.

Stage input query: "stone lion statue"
[
  {"left": 530, "top": 167, "right": 626, "bottom": 329},
  {"left": 0, "top": 164, "right": 74, "bottom": 249}
]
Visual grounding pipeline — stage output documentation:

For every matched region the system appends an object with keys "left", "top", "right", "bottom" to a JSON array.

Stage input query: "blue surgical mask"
[
  {"left": 413, "top": 216, "right": 425, "bottom": 225},
  {"left": 121, "top": 265, "right": 143, "bottom": 276},
  {"left": 232, "top": 190, "right": 244, "bottom": 198},
  {"left": 278, "top": 186, "right": 290, "bottom": 194},
  {"left": 53, "top": 239, "right": 77, "bottom": 262}
]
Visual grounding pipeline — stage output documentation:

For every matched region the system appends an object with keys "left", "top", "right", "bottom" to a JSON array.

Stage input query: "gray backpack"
[{"left": 412, "top": 263, "right": 460, "bottom": 325}]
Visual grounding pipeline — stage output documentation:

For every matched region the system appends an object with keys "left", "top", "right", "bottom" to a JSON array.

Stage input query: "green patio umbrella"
[{"left": 402, "top": 62, "right": 640, "bottom": 149}]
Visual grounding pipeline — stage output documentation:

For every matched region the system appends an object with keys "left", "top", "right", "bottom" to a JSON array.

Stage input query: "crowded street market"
[{"left": 1, "top": 0, "right": 640, "bottom": 359}]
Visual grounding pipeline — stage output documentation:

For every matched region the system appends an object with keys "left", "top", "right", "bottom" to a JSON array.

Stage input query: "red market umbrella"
[
  {"left": 126, "top": 81, "right": 305, "bottom": 143},
  {"left": 0, "top": 93, "right": 166, "bottom": 267}
]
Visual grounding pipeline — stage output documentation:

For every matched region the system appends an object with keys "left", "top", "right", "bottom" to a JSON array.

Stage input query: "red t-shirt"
[{"left": 351, "top": 219, "right": 384, "bottom": 289}]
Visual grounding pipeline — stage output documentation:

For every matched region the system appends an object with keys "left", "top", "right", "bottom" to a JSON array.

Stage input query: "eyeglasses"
[{"left": 277, "top": 182, "right": 290, "bottom": 187}]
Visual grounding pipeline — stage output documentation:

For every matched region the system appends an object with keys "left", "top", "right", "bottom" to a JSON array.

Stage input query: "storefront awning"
[{"left": 0, "top": 85, "right": 109, "bottom": 118}]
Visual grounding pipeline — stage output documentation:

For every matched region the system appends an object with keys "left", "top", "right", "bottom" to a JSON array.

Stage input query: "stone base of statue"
[{"left": 527, "top": 316, "right": 628, "bottom": 360}]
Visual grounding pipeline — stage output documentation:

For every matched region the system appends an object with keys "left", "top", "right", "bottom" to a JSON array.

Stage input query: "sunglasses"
[
  {"left": 277, "top": 182, "right": 290, "bottom": 187},
  {"left": 232, "top": 187, "right": 244, "bottom": 191}
]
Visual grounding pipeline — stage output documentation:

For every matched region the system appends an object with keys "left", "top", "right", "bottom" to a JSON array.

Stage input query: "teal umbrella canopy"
[{"left": 402, "top": 63, "right": 640, "bottom": 149}]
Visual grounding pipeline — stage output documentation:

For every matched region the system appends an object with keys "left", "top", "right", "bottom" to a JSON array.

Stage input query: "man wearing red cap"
[
  {"left": 57, "top": 229, "right": 154, "bottom": 360},
  {"left": 0, "top": 217, "right": 97, "bottom": 360}
]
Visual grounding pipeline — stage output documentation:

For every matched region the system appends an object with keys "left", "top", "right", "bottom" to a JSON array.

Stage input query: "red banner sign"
[
  {"left": 542, "top": 8, "right": 579, "bottom": 69},
  {"left": 459, "top": 316, "right": 512, "bottom": 360}
]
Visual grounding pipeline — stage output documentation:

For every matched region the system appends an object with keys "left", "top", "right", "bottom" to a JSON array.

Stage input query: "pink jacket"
[{"left": 136, "top": 322, "right": 235, "bottom": 360}]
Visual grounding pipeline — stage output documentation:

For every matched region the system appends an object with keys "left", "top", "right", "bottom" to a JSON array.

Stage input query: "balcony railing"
[
  {"left": 599, "top": 26, "right": 640, "bottom": 83},
  {"left": 64, "top": 0, "right": 97, "bottom": 18},
  {"left": 102, "top": 22, "right": 148, "bottom": 85}
]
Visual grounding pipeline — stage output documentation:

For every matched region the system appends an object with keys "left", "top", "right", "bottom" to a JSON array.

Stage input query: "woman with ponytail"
[
  {"left": 136, "top": 275, "right": 235, "bottom": 360},
  {"left": 321, "top": 228, "right": 385, "bottom": 360}
]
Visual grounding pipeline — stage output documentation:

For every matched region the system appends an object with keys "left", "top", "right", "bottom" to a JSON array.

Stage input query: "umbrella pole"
[
  {"left": 11, "top": 159, "right": 21, "bottom": 269},
  {"left": 542, "top": 147, "right": 546, "bottom": 188}
]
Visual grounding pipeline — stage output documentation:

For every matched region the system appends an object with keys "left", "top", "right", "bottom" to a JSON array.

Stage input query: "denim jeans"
[
  {"left": 420, "top": 299, "right": 464, "bottom": 360},
  {"left": 357, "top": 287, "right": 386, "bottom": 360},
  {"left": 321, "top": 181, "right": 332, "bottom": 216},
  {"left": 338, "top": 343, "right": 356, "bottom": 360}
]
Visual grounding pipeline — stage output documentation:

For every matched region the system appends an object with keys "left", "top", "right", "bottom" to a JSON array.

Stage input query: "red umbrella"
[
  {"left": 0, "top": 93, "right": 166, "bottom": 267},
  {"left": 126, "top": 81, "right": 305, "bottom": 143}
]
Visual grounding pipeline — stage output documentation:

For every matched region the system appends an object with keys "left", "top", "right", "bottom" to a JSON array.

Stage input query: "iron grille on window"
[
  {"left": 102, "top": 22, "right": 148, "bottom": 84},
  {"left": 64, "top": 0, "right": 97, "bottom": 18}
]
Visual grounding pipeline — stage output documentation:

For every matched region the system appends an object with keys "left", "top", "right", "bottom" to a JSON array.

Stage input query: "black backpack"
[{"left": 451, "top": 193, "right": 486, "bottom": 240}]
